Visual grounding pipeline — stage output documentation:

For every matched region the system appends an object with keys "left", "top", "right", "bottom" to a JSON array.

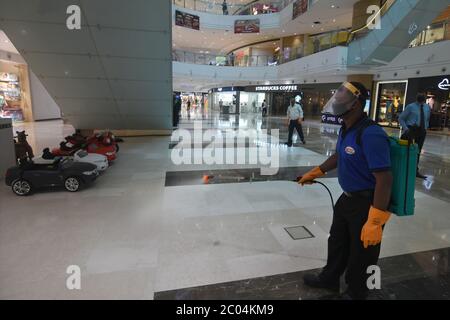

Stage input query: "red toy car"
[
  {"left": 51, "top": 131, "right": 120, "bottom": 162},
  {"left": 84, "top": 132, "right": 119, "bottom": 162},
  {"left": 51, "top": 141, "right": 82, "bottom": 156}
]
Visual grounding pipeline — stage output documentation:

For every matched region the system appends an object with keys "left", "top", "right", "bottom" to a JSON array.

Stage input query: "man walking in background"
[
  {"left": 286, "top": 98, "right": 306, "bottom": 146},
  {"left": 398, "top": 93, "right": 431, "bottom": 179}
]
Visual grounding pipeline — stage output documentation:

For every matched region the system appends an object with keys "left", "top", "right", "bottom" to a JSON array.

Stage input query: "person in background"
[
  {"left": 262, "top": 99, "right": 267, "bottom": 117},
  {"left": 229, "top": 52, "right": 235, "bottom": 66},
  {"left": 186, "top": 98, "right": 191, "bottom": 119},
  {"left": 286, "top": 98, "right": 306, "bottom": 146},
  {"left": 173, "top": 93, "right": 182, "bottom": 128},
  {"left": 398, "top": 93, "right": 431, "bottom": 179},
  {"left": 222, "top": 0, "right": 228, "bottom": 15},
  {"left": 219, "top": 99, "right": 224, "bottom": 113}
]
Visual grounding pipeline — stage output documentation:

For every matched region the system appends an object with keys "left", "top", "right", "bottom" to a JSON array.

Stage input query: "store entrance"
[
  {"left": 270, "top": 93, "right": 301, "bottom": 116},
  {"left": 375, "top": 81, "right": 408, "bottom": 128}
]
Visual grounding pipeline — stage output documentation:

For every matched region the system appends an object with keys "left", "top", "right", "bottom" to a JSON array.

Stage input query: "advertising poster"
[
  {"left": 175, "top": 10, "right": 200, "bottom": 30},
  {"left": 292, "top": 0, "right": 308, "bottom": 20},
  {"left": 234, "top": 19, "right": 260, "bottom": 34}
]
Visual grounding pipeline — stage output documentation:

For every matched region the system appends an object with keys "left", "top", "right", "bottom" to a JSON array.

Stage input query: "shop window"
[
  {"left": 0, "top": 72, "right": 24, "bottom": 122},
  {"left": 375, "top": 82, "right": 407, "bottom": 128}
]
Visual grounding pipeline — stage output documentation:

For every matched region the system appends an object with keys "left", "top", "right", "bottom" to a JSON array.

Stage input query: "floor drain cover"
[{"left": 284, "top": 226, "right": 314, "bottom": 240}]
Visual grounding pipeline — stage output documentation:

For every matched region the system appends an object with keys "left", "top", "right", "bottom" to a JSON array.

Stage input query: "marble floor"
[{"left": 1, "top": 112, "right": 450, "bottom": 299}]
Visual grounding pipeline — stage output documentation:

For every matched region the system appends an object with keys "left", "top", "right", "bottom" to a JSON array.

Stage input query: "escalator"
[{"left": 348, "top": 0, "right": 450, "bottom": 66}]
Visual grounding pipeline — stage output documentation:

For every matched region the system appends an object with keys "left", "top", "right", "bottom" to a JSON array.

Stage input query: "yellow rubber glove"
[
  {"left": 298, "top": 167, "right": 325, "bottom": 185},
  {"left": 361, "top": 206, "right": 391, "bottom": 249}
]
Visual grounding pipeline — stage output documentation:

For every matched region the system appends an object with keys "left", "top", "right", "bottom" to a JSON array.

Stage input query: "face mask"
[{"left": 323, "top": 82, "right": 361, "bottom": 116}]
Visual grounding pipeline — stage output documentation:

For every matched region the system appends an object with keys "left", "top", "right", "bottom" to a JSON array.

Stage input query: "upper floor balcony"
[{"left": 172, "top": 0, "right": 293, "bottom": 16}]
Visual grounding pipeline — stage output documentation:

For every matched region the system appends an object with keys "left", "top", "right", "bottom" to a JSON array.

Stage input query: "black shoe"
[
  {"left": 302, "top": 140, "right": 306, "bottom": 145},
  {"left": 416, "top": 172, "right": 427, "bottom": 179},
  {"left": 303, "top": 273, "right": 339, "bottom": 292},
  {"left": 285, "top": 142, "right": 293, "bottom": 147}
]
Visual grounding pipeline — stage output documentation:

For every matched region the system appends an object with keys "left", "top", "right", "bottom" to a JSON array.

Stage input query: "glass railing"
[
  {"left": 282, "top": 29, "right": 350, "bottom": 63},
  {"left": 173, "top": 28, "right": 351, "bottom": 67},
  {"left": 348, "top": 0, "right": 396, "bottom": 42},
  {"left": 172, "top": 50, "right": 279, "bottom": 66},
  {"left": 172, "top": 0, "right": 294, "bottom": 16},
  {"left": 409, "top": 19, "right": 450, "bottom": 48}
]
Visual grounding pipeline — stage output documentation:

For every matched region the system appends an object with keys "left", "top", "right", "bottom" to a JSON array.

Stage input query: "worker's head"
[
  {"left": 322, "top": 82, "right": 369, "bottom": 117},
  {"left": 417, "top": 93, "right": 426, "bottom": 103}
]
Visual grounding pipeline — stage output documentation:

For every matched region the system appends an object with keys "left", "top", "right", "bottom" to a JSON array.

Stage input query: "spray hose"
[{"left": 293, "top": 178, "right": 335, "bottom": 210}]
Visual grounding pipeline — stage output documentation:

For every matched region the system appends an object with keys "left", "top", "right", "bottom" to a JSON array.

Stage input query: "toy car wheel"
[
  {"left": 64, "top": 177, "right": 82, "bottom": 192},
  {"left": 12, "top": 179, "right": 32, "bottom": 196}
]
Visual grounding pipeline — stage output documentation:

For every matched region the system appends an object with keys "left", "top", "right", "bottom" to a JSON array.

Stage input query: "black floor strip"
[
  {"left": 154, "top": 247, "right": 450, "bottom": 300},
  {"left": 164, "top": 166, "right": 338, "bottom": 187}
]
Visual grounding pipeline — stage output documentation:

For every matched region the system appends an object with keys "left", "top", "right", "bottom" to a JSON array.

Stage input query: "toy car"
[
  {"left": 85, "top": 142, "right": 116, "bottom": 162},
  {"left": 73, "top": 149, "right": 109, "bottom": 171},
  {"left": 36, "top": 148, "right": 109, "bottom": 172},
  {"left": 51, "top": 141, "right": 82, "bottom": 156},
  {"left": 4, "top": 158, "right": 98, "bottom": 196}
]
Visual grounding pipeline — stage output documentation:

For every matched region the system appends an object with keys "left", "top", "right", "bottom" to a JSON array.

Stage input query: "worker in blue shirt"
[
  {"left": 398, "top": 94, "right": 431, "bottom": 179},
  {"left": 298, "top": 82, "right": 393, "bottom": 300}
]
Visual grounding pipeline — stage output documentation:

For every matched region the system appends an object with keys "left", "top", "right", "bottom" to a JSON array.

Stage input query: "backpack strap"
[{"left": 356, "top": 117, "right": 378, "bottom": 147}]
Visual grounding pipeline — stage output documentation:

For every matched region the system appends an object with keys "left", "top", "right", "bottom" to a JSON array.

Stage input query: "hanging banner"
[
  {"left": 292, "top": 0, "right": 308, "bottom": 20},
  {"left": 234, "top": 19, "right": 260, "bottom": 34},
  {"left": 175, "top": 10, "right": 200, "bottom": 30}
]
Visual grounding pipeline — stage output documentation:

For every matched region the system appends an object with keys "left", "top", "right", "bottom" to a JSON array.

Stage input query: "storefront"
[
  {"left": 180, "top": 92, "right": 208, "bottom": 112},
  {"left": 209, "top": 87, "right": 245, "bottom": 114},
  {"left": 373, "top": 80, "right": 409, "bottom": 128},
  {"left": 244, "top": 84, "right": 302, "bottom": 116},
  {"left": 0, "top": 61, "right": 31, "bottom": 122},
  {"left": 405, "top": 75, "right": 450, "bottom": 131},
  {"left": 373, "top": 76, "right": 450, "bottom": 130},
  {"left": 209, "top": 83, "right": 346, "bottom": 118}
]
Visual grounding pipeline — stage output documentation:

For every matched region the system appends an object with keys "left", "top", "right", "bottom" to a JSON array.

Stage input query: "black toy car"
[{"left": 5, "top": 158, "right": 99, "bottom": 196}]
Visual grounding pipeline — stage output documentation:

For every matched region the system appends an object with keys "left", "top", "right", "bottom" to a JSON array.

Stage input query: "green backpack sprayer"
[{"left": 297, "top": 119, "right": 419, "bottom": 217}]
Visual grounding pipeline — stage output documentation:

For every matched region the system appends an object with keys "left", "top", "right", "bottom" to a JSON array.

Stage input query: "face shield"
[{"left": 323, "top": 82, "right": 362, "bottom": 116}]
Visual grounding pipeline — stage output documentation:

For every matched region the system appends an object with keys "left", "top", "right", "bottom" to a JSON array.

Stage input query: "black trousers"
[
  {"left": 287, "top": 120, "right": 305, "bottom": 145},
  {"left": 401, "top": 130, "right": 427, "bottom": 170},
  {"left": 320, "top": 193, "right": 381, "bottom": 299}
]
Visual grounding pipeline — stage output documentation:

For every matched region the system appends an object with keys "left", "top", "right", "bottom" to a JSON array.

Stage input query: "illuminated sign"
[
  {"left": 438, "top": 78, "right": 450, "bottom": 90},
  {"left": 254, "top": 85, "right": 299, "bottom": 92}
]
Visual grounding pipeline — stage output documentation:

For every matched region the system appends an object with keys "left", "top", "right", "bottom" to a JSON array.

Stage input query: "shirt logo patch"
[{"left": 345, "top": 146, "right": 356, "bottom": 155}]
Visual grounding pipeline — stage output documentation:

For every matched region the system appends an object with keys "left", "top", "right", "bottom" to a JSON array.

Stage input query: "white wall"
[
  {"left": 372, "top": 41, "right": 450, "bottom": 81},
  {"left": 29, "top": 71, "right": 61, "bottom": 121},
  {"left": 0, "top": 118, "right": 15, "bottom": 179}
]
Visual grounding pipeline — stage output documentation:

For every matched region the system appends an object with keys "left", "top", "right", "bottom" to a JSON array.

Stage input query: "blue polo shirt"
[{"left": 336, "top": 118, "right": 391, "bottom": 193}]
